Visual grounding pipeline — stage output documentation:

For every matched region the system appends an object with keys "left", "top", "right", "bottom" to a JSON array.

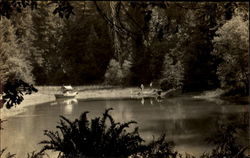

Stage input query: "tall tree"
[
  {"left": 31, "top": 2, "right": 65, "bottom": 84},
  {"left": 0, "top": 17, "right": 33, "bottom": 84},
  {"left": 212, "top": 9, "right": 249, "bottom": 95},
  {"left": 58, "top": 2, "right": 114, "bottom": 84}
]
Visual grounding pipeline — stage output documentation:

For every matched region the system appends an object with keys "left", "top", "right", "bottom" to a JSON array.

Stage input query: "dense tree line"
[
  {"left": 99, "top": 2, "right": 249, "bottom": 94},
  {"left": 0, "top": 2, "right": 249, "bottom": 157},
  {"left": 0, "top": 1, "right": 249, "bottom": 96}
]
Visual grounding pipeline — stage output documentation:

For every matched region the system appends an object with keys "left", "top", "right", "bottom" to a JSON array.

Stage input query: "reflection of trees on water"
[
  {"left": 215, "top": 103, "right": 249, "bottom": 126},
  {"left": 135, "top": 96, "right": 249, "bottom": 147},
  {"left": 158, "top": 98, "right": 189, "bottom": 140},
  {"left": 140, "top": 96, "right": 164, "bottom": 106},
  {"left": 3, "top": 97, "right": 248, "bottom": 157}
]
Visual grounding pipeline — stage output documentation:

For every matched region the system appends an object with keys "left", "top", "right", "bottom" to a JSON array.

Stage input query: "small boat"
[{"left": 55, "top": 86, "right": 78, "bottom": 99}]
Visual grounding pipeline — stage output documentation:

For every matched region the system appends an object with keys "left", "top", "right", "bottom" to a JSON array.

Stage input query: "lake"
[{"left": 1, "top": 94, "right": 249, "bottom": 157}]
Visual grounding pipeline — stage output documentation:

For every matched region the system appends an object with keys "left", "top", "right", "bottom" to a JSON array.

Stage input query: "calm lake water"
[{"left": 1, "top": 94, "right": 249, "bottom": 157}]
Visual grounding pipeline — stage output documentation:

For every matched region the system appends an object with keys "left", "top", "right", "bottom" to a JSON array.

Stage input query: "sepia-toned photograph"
[{"left": 0, "top": 1, "right": 249, "bottom": 158}]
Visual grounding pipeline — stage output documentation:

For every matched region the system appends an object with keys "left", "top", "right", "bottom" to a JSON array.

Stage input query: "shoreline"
[
  {"left": 1, "top": 87, "right": 248, "bottom": 119},
  {"left": 1, "top": 87, "right": 249, "bottom": 158},
  {"left": 0, "top": 87, "right": 150, "bottom": 119}
]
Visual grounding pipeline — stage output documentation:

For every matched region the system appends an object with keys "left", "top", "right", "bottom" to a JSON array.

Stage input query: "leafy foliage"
[
  {"left": 40, "top": 108, "right": 179, "bottom": 158},
  {"left": 39, "top": 109, "right": 249, "bottom": 158},
  {"left": 133, "top": 134, "right": 177, "bottom": 158},
  {"left": 0, "top": 148, "right": 15, "bottom": 158},
  {"left": 0, "top": 149, "right": 46, "bottom": 158},
  {"left": 0, "top": 16, "right": 34, "bottom": 84},
  {"left": 212, "top": 13, "right": 249, "bottom": 95},
  {"left": 40, "top": 108, "right": 143, "bottom": 157},
  {"left": 30, "top": 3, "right": 67, "bottom": 84},
  {"left": 0, "top": 1, "right": 74, "bottom": 19},
  {"left": 0, "top": 16, "right": 38, "bottom": 109},
  {"left": 0, "top": 2, "right": 249, "bottom": 101},
  {"left": 203, "top": 123, "right": 248, "bottom": 158},
  {"left": 2, "top": 108, "right": 249, "bottom": 158},
  {"left": 26, "top": 151, "right": 47, "bottom": 158},
  {"left": 0, "top": 0, "right": 37, "bottom": 19},
  {"left": 2, "top": 79, "right": 37, "bottom": 109},
  {"left": 161, "top": 53, "right": 184, "bottom": 91},
  {"left": 51, "top": 1, "right": 74, "bottom": 19},
  {"left": 105, "top": 59, "right": 131, "bottom": 85},
  {"left": 28, "top": 2, "right": 114, "bottom": 85}
]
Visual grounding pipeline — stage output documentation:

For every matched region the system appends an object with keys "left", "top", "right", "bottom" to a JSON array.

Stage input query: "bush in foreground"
[
  {"left": 39, "top": 108, "right": 248, "bottom": 158},
  {"left": 1, "top": 108, "right": 248, "bottom": 158},
  {"left": 40, "top": 108, "right": 177, "bottom": 158},
  {"left": 0, "top": 149, "right": 46, "bottom": 158},
  {"left": 203, "top": 123, "right": 248, "bottom": 158}
]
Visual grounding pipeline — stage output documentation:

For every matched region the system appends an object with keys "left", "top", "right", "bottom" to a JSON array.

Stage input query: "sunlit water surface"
[{"left": 1, "top": 94, "right": 249, "bottom": 157}]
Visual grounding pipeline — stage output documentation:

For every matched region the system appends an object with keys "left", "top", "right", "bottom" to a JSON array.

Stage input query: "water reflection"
[
  {"left": 141, "top": 98, "right": 145, "bottom": 105},
  {"left": 139, "top": 96, "right": 163, "bottom": 106},
  {"left": 150, "top": 98, "right": 153, "bottom": 105},
  {"left": 1, "top": 95, "right": 249, "bottom": 157},
  {"left": 56, "top": 98, "right": 78, "bottom": 115}
]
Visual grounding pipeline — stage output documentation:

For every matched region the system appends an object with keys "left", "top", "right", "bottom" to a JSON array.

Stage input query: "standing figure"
[
  {"left": 140, "top": 84, "right": 144, "bottom": 92},
  {"left": 149, "top": 82, "right": 153, "bottom": 88}
]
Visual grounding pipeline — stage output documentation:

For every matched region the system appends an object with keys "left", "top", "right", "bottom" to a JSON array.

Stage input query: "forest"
[
  {"left": 0, "top": 1, "right": 249, "bottom": 97},
  {"left": 0, "top": 1, "right": 249, "bottom": 158}
]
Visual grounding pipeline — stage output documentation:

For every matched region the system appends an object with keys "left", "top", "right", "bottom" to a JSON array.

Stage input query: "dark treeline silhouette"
[
  {"left": 0, "top": 1, "right": 249, "bottom": 94},
  {"left": 0, "top": 2, "right": 249, "bottom": 109}
]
